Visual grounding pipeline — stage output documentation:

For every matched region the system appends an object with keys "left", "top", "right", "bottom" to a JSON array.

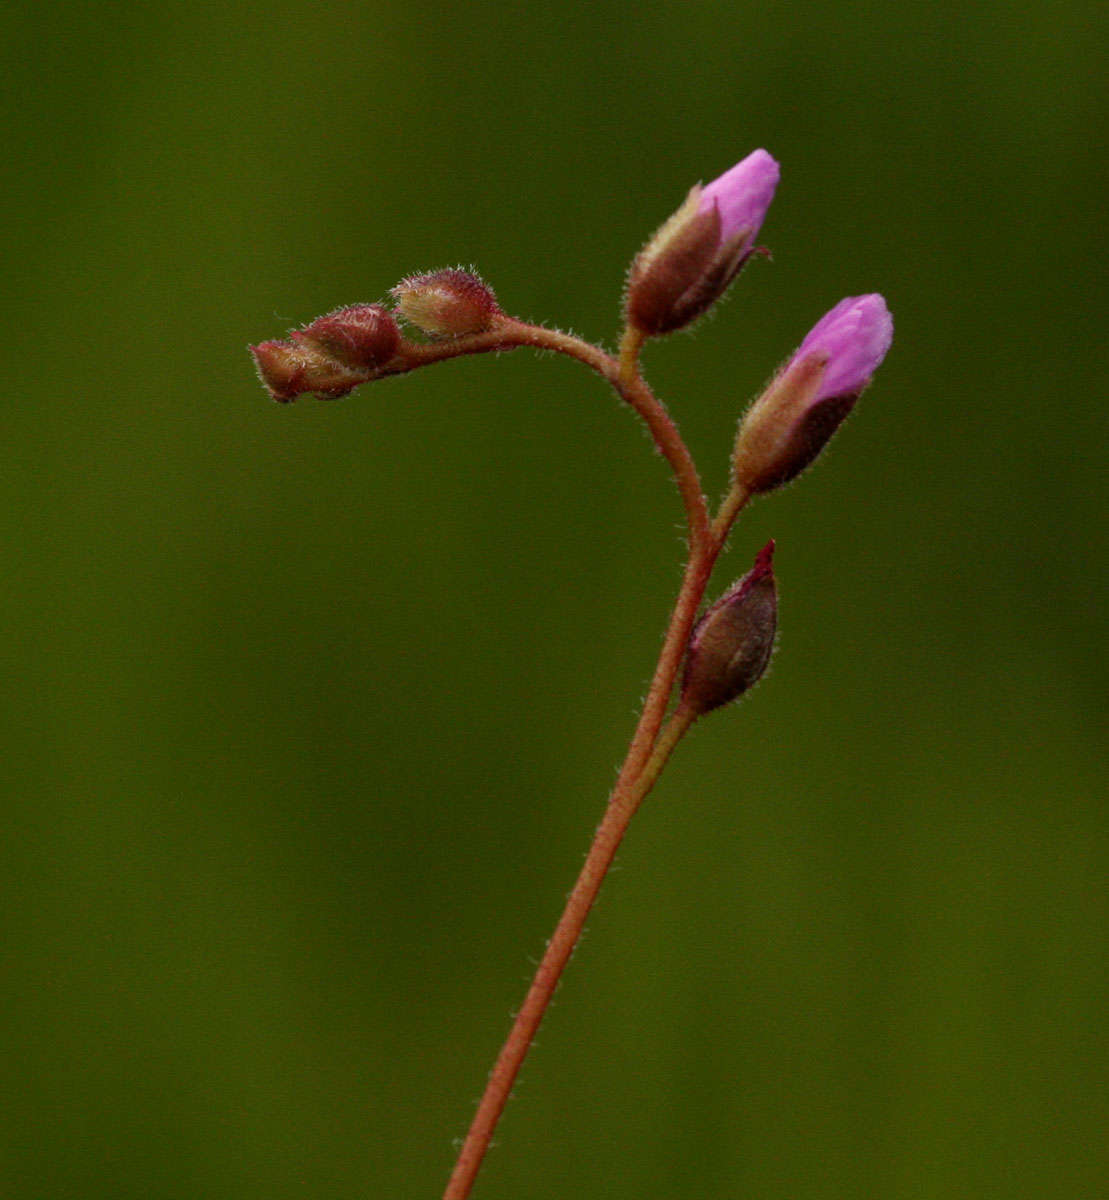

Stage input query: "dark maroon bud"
[
  {"left": 681, "top": 541, "right": 778, "bottom": 716},
  {"left": 298, "top": 303, "right": 401, "bottom": 369}
]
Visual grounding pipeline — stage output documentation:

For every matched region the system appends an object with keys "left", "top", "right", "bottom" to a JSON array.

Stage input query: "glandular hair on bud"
[
  {"left": 625, "top": 151, "right": 779, "bottom": 337},
  {"left": 298, "top": 304, "right": 400, "bottom": 370},
  {"left": 391, "top": 268, "right": 501, "bottom": 338},
  {"left": 250, "top": 339, "right": 365, "bottom": 403},
  {"left": 681, "top": 542, "right": 777, "bottom": 717},
  {"left": 625, "top": 188, "right": 726, "bottom": 336},
  {"left": 732, "top": 353, "right": 857, "bottom": 494},
  {"left": 734, "top": 294, "right": 893, "bottom": 492}
]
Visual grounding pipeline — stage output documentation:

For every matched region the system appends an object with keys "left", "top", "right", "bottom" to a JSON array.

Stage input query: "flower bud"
[
  {"left": 625, "top": 149, "right": 779, "bottom": 337},
  {"left": 250, "top": 339, "right": 364, "bottom": 403},
  {"left": 732, "top": 294, "right": 893, "bottom": 493},
  {"left": 391, "top": 268, "right": 501, "bottom": 337},
  {"left": 681, "top": 541, "right": 777, "bottom": 717},
  {"left": 297, "top": 303, "right": 400, "bottom": 370}
]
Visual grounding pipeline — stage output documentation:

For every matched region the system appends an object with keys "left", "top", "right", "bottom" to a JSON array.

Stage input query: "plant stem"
[
  {"left": 712, "top": 481, "right": 751, "bottom": 544},
  {"left": 616, "top": 480, "right": 751, "bottom": 785},
  {"left": 441, "top": 473, "right": 753, "bottom": 1199},
  {"left": 391, "top": 319, "right": 711, "bottom": 553},
  {"left": 502, "top": 319, "right": 711, "bottom": 552},
  {"left": 617, "top": 324, "right": 646, "bottom": 385},
  {"left": 442, "top": 703, "right": 698, "bottom": 1200},
  {"left": 438, "top": 333, "right": 754, "bottom": 1200}
]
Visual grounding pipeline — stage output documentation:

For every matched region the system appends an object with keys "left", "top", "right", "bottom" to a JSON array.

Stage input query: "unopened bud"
[
  {"left": 391, "top": 268, "right": 501, "bottom": 337},
  {"left": 732, "top": 294, "right": 893, "bottom": 493},
  {"left": 681, "top": 542, "right": 778, "bottom": 716},
  {"left": 250, "top": 339, "right": 364, "bottom": 403},
  {"left": 297, "top": 303, "right": 400, "bottom": 369},
  {"left": 626, "top": 149, "right": 779, "bottom": 337}
]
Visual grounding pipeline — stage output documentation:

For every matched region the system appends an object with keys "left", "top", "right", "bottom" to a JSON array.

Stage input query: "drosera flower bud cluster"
[
  {"left": 251, "top": 302, "right": 402, "bottom": 402},
  {"left": 249, "top": 148, "right": 894, "bottom": 1200},
  {"left": 250, "top": 269, "right": 503, "bottom": 403}
]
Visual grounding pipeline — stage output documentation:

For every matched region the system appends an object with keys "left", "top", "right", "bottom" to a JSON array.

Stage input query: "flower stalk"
[{"left": 248, "top": 150, "right": 892, "bottom": 1200}]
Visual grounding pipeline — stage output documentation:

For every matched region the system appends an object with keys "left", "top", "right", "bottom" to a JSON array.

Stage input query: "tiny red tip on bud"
[
  {"left": 391, "top": 268, "right": 501, "bottom": 338},
  {"left": 751, "top": 538, "right": 775, "bottom": 574}
]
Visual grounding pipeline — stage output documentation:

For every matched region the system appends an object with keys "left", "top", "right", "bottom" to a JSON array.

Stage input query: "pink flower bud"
[
  {"left": 625, "top": 149, "right": 780, "bottom": 337},
  {"left": 698, "top": 149, "right": 780, "bottom": 246},
  {"left": 681, "top": 541, "right": 778, "bottom": 716},
  {"left": 297, "top": 303, "right": 400, "bottom": 370},
  {"left": 250, "top": 339, "right": 364, "bottom": 403},
  {"left": 732, "top": 294, "right": 893, "bottom": 493},
  {"left": 792, "top": 294, "right": 893, "bottom": 402},
  {"left": 391, "top": 268, "right": 502, "bottom": 337}
]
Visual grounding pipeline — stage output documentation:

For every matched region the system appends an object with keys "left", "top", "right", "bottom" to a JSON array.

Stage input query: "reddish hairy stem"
[
  {"left": 442, "top": 704, "right": 697, "bottom": 1200},
  {"left": 443, "top": 478, "right": 752, "bottom": 1200},
  {"left": 501, "top": 319, "right": 712, "bottom": 552},
  {"left": 427, "top": 319, "right": 750, "bottom": 1199},
  {"left": 388, "top": 319, "right": 712, "bottom": 553}
]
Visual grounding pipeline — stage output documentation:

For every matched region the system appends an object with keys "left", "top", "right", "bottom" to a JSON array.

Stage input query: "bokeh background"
[{"left": 3, "top": 2, "right": 1105, "bottom": 1197}]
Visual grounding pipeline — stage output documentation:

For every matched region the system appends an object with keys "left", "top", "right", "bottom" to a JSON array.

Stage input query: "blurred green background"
[{"left": 2, "top": 2, "right": 1105, "bottom": 1197}]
